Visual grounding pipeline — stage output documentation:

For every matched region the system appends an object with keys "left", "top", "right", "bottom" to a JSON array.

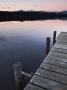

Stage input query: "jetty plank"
[
  {"left": 30, "top": 75, "right": 67, "bottom": 90},
  {"left": 35, "top": 68, "right": 67, "bottom": 84},
  {"left": 45, "top": 54, "right": 67, "bottom": 63},
  {"left": 57, "top": 32, "right": 67, "bottom": 41},
  {"left": 53, "top": 43, "right": 67, "bottom": 49},
  {"left": 43, "top": 58, "right": 67, "bottom": 69},
  {"left": 24, "top": 83, "right": 45, "bottom": 90},
  {"left": 57, "top": 32, "right": 67, "bottom": 44},
  {"left": 49, "top": 51, "right": 67, "bottom": 59},
  {"left": 40, "top": 63, "right": 67, "bottom": 75},
  {"left": 51, "top": 47, "right": 67, "bottom": 54}
]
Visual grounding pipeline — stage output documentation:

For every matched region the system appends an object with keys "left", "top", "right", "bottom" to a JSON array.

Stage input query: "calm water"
[{"left": 0, "top": 20, "right": 67, "bottom": 90}]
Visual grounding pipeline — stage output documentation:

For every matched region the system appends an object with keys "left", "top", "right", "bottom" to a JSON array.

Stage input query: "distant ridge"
[
  {"left": 62, "top": 11, "right": 67, "bottom": 14},
  {"left": 0, "top": 10, "right": 67, "bottom": 21}
]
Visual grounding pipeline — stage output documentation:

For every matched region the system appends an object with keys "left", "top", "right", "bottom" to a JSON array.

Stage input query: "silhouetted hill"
[
  {"left": 62, "top": 11, "right": 67, "bottom": 14},
  {"left": 0, "top": 11, "right": 67, "bottom": 21}
]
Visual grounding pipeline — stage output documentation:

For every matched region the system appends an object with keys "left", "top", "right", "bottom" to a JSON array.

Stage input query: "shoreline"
[{"left": 0, "top": 11, "right": 67, "bottom": 21}]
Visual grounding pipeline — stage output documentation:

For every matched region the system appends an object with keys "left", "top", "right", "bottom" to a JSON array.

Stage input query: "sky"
[{"left": 0, "top": 0, "right": 67, "bottom": 11}]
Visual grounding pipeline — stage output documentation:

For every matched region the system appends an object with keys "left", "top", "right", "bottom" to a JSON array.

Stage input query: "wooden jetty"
[{"left": 24, "top": 32, "right": 67, "bottom": 90}]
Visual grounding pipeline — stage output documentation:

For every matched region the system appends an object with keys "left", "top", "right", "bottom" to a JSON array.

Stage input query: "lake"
[{"left": 0, "top": 20, "right": 67, "bottom": 90}]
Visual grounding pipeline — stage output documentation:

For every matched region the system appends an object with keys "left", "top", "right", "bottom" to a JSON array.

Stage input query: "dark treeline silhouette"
[{"left": 0, "top": 11, "right": 67, "bottom": 21}]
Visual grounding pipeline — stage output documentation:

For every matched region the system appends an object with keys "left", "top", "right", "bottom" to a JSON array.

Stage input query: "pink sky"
[{"left": 0, "top": 1, "right": 67, "bottom": 11}]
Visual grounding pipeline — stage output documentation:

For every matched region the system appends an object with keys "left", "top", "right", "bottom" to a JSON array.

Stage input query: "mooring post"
[
  {"left": 13, "top": 62, "right": 32, "bottom": 90},
  {"left": 13, "top": 62, "right": 23, "bottom": 90},
  {"left": 53, "top": 31, "right": 57, "bottom": 45},
  {"left": 46, "top": 37, "right": 50, "bottom": 55}
]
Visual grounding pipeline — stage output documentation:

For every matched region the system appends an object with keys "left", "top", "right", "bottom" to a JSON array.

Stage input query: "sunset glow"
[{"left": 0, "top": 0, "right": 67, "bottom": 11}]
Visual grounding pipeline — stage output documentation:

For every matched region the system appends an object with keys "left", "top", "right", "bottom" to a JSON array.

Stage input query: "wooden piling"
[
  {"left": 46, "top": 37, "right": 50, "bottom": 55},
  {"left": 13, "top": 62, "right": 23, "bottom": 90},
  {"left": 53, "top": 31, "right": 56, "bottom": 45},
  {"left": 13, "top": 62, "right": 32, "bottom": 90}
]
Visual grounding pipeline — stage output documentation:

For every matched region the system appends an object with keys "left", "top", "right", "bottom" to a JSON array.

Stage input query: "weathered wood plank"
[
  {"left": 57, "top": 32, "right": 67, "bottom": 36},
  {"left": 43, "top": 52, "right": 67, "bottom": 68},
  {"left": 57, "top": 39, "right": 67, "bottom": 43},
  {"left": 45, "top": 53, "right": 67, "bottom": 63},
  {"left": 57, "top": 32, "right": 67, "bottom": 44},
  {"left": 35, "top": 68, "right": 67, "bottom": 84},
  {"left": 53, "top": 43, "right": 67, "bottom": 49},
  {"left": 40, "top": 63, "right": 67, "bottom": 75},
  {"left": 57, "top": 37, "right": 67, "bottom": 41},
  {"left": 57, "top": 39, "right": 67, "bottom": 45},
  {"left": 57, "top": 41, "right": 67, "bottom": 45},
  {"left": 43, "top": 58, "right": 67, "bottom": 69},
  {"left": 49, "top": 51, "right": 67, "bottom": 59},
  {"left": 57, "top": 32, "right": 67, "bottom": 41},
  {"left": 24, "top": 83, "right": 45, "bottom": 90},
  {"left": 30, "top": 75, "right": 67, "bottom": 90},
  {"left": 51, "top": 43, "right": 67, "bottom": 54},
  {"left": 51, "top": 47, "right": 67, "bottom": 54}
]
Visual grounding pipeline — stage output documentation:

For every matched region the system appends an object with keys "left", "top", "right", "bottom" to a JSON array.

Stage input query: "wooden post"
[
  {"left": 13, "top": 62, "right": 32, "bottom": 90},
  {"left": 46, "top": 37, "right": 50, "bottom": 55},
  {"left": 13, "top": 62, "right": 23, "bottom": 90},
  {"left": 53, "top": 31, "right": 57, "bottom": 45}
]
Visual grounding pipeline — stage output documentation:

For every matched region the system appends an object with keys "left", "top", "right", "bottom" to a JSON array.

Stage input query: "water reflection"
[{"left": 0, "top": 20, "right": 67, "bottom": 90}]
